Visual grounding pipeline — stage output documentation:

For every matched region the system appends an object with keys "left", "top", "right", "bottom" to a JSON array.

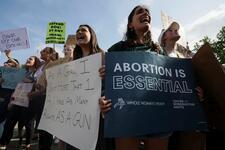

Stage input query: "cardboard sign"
[
  {"left": 38, "top": 53, "right": 102, "bottom": 150},
  {"left": 11, "top": 83, "right": 33, "bottom": 107},
  {"left": 0, "top": 28, "right": 30, "bottom": 51},
  {"left": 65, "top": 34, "right": 76, "bottom": 46},
  {"left": 161, "top": 11, "right": 173, "bottom": 29},
  {"left": 46, "top": 22, "right": 66, "bottom": 44},
  {"left": 104, "top": 52, "right": 207, "bottom": 137},
  {"left": 192, "top": 44, "right": 225, "bottom": 132}
]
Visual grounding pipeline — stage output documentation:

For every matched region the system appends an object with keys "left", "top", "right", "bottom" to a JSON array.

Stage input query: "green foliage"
[
  {"left": 193, "top": 36, "right": 215, "bottom": 51},
  {"left": 194, "top": 26, "right": 225, "bottom": 64},
  {"left": 214, "top": 26, "right": 225, "bottom": 64}
]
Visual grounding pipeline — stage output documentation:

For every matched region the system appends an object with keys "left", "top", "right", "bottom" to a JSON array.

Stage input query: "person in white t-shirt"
[{"left": 158, "top": 21, "right": 206, "bottom": 150}]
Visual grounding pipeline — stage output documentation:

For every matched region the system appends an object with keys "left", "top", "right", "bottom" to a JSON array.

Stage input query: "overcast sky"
[{"left": 0, "top": 0, "right": 225, "bottom": 64}]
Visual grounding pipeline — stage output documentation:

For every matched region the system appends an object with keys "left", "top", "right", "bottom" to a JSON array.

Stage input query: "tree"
[
  {"left": 193, "top": 26, "right": 225, "bottom": 64},
  {"left": 193, "top": 36, "right": 214, "bottom": 51},
  {"left": 214, "top": 26, "right": 225, "bottom": 64}
]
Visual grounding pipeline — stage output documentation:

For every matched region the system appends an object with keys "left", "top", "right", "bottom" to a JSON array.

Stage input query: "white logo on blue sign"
[{"left": 114, "top": 98, "right": 126, "bottom": 110}]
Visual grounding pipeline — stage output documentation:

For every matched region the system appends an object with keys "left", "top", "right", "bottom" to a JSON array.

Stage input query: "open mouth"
[
  {"left": 76, "top": 34, "right": 85, "bottom": 40},
  {"left": 140, "top": 16, "right": 150, "bottom": 23},
  {"left": 26, "top": 62, "right": 31, "bottom": 65}
]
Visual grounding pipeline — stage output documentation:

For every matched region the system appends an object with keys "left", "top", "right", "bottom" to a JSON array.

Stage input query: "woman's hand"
[
  {"left": 99, "top": 96, "right": 112, "bottom": 113},
  {"left": 195, "top": 86, "right": 205, "bottom": 102},
  {"left": 27, "top": 91, "right": 37, "bottom": 99},
  {"left": 99, "top": 65, "right": 105, "bottom": 79},
  {"left": 10, "top": 96, "right": 15, "bottom": 101},
  {"left": 23, "top": 77, "right": 33, "bottom": 83},
  {"left": 4, "top": 49, "right": 12, "bottom": 58}
]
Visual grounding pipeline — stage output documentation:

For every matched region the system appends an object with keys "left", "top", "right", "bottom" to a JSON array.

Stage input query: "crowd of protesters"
[{"left": 0, "top": 5, "right": 225, "bottom": 150}]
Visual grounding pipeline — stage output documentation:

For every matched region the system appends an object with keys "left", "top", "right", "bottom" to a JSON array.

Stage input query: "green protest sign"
[{"left": 45, "top": 22, "right": 66, "bottom": 44}]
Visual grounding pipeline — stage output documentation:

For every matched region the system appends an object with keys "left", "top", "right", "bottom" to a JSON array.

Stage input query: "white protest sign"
[
  {"left": 0, "top": 28, "right": 30, "bottom": 51},
  {"left": 38, "top": 53, "right": 102, "bottom": 150},
  {"left": 161, "top": 11, "right": 173, "bottom": 29},
  {"left": 11, "top": 83, "right": 33, "bottom": 107}
]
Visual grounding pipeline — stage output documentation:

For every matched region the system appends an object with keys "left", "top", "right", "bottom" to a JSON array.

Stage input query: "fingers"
[
  {"left": 4, "top": 49, "right": 10, "bottom": 53},
  {"left": 99, "top": 65, "right": 105, "bottom": 79},
  {"left": 27, "top": 93, "right": 32, "bottom": 99},
  {"left": 10, "top": 96, "right": 15, "bottom": 101},
  {"left": 99, "top": 96, "right": 112, "bottom": 113},
  {"left": 4, "top": 49, "right": 11, "bottom": 56},
  {"left": 195, "top": 86, "right": 201, "bottom": 92},
  {"left": 195, "top": 86, "right": 205, "bottom": 102},
  {"left": 27, "top": 92, "right": 34, "bottom": 99}
]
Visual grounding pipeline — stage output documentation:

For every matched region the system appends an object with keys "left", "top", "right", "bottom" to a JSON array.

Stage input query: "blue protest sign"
[
  {"left": 104, "top": 52, "right": 207, "bottom": 138},
  {"left": 0, "top": 67, "right": 26, "bottom": 89}
]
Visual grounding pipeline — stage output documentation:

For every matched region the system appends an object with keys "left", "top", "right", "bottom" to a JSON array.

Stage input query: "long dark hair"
[
  {"left": 73, "top": 24, "right": 103, "bottom": 60},
  {"left": 124, "top": 5, "right": 159, "bottom": 52}
]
